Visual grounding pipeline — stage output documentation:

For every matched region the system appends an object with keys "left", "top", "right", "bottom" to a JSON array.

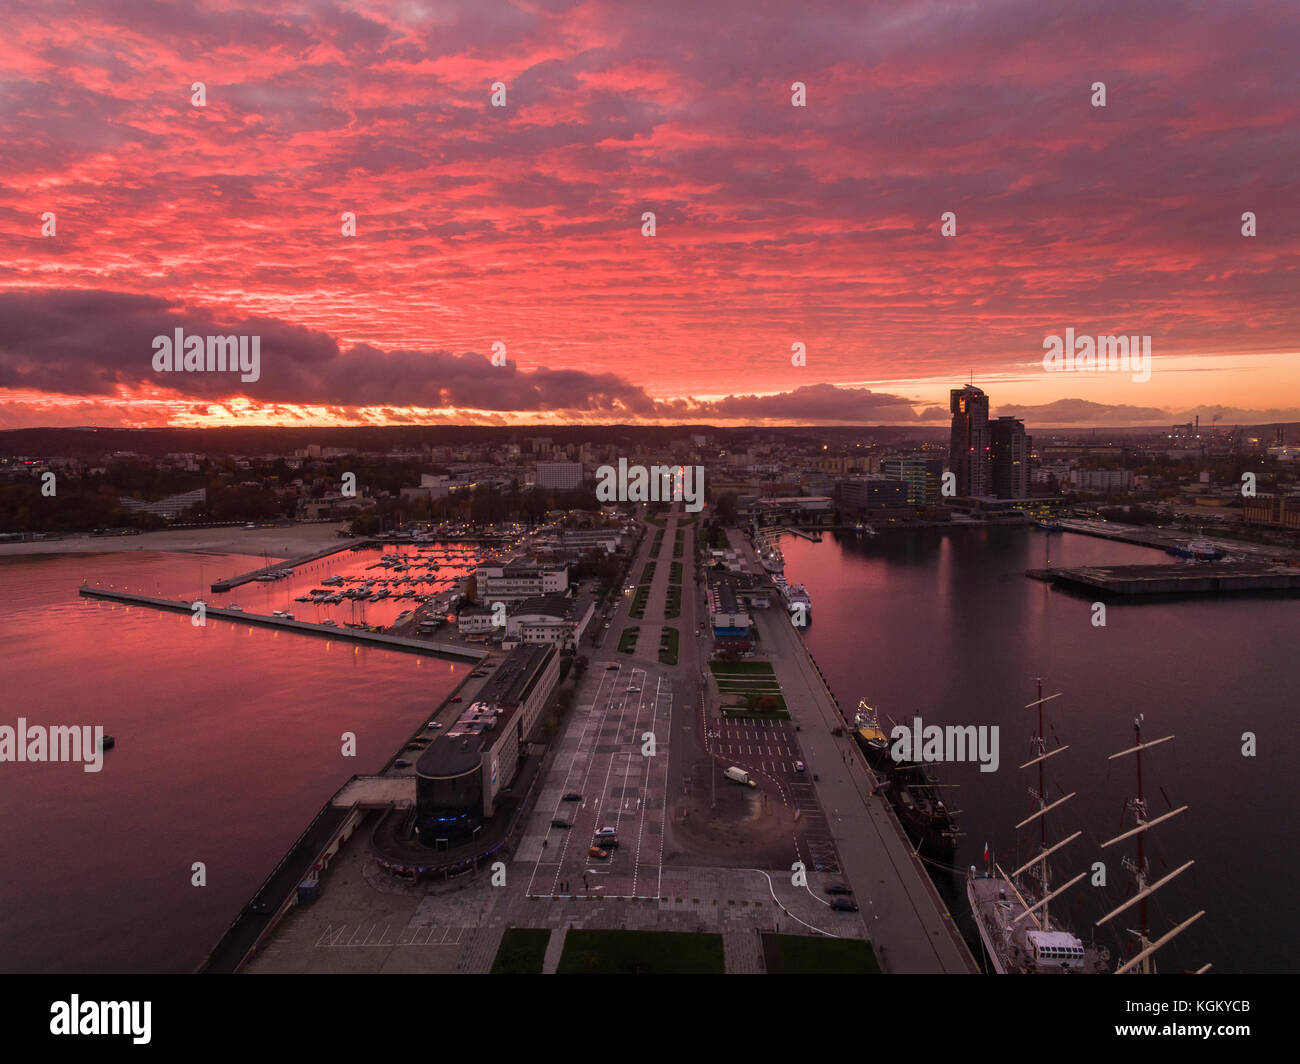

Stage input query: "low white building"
[
  {"left": 504, "top": 595, "right": 594, "bottom": 650},
  {"left": 475, "top": 561, "right": 569, "bottom": 603}
]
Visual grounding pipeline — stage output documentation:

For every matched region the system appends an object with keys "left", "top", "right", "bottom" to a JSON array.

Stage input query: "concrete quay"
[
  {"left": 729, "top": 531, "right": 978, "bottom": 973},
  {"left": 1027, "top": 561, "right": 1300, "bottom": 597}
]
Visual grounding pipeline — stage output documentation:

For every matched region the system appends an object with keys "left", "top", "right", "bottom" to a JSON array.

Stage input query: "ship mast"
[
  {"left": 1017, "top": 678, "right": 1069, "bottom": 929},
  {"left": 1098, "top": 714, "right": 1205, "bottom": 974}
]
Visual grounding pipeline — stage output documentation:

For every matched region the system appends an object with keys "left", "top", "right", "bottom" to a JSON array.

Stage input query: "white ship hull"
[{"left": 967, "top": 873, "right": 1008, "bottom": 974}]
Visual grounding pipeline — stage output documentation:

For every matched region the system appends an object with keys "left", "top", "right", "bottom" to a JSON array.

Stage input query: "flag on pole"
[{"left": 983, "top": 841, "right": 989, "bottom": 862}]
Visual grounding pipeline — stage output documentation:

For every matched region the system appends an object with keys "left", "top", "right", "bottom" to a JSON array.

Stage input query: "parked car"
[
  {"left": 588, "top": 846, "right": 609, "bottom": 859},
  {"left": 595, "top": 827, "right": 617, "bottom": 838},
  {"left": 393, "top": 759, "right": 412, "bottom": 768},
  {"left": 824, "top": 883, "right": 853, "bottom": 896},
  {"left": 449, "top": 696, "right": 463, "bottom": 703},
  {"left": 606, "top": 664, "right": 618, "bottom": 670},
  {"left": 830, "top": 898, "right": 860, "bottom": 913},
  {"left": 562, "top": 793, "right": 583, "bottom": 802},
  {"left": 795, "top": 760, "right": 806, "bottom": 773},
  {"left": 594, "top": 835, "right": 618, "bottom": 849},
  {"left": 551, "top": 819, "right": 572, "bottom": 829},
  {"left": 426, "top": 721, "right": 442, "bottom": 729}
]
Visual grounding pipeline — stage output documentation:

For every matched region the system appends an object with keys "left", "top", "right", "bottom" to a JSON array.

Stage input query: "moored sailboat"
[{"left": 967, "top": 680, "right": 1110, "bottom": 973}]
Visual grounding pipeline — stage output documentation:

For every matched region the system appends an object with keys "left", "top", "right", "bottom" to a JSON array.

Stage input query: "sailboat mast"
[
  {"left": 1035, "top": 677, "right": 1050, "bottom": 928},
  {"left": 1133, "top": 715, "right": 1151, "bottom": 973},
  {"left": 1099, "top": 718, "right": 1202, "bottom": 974}
]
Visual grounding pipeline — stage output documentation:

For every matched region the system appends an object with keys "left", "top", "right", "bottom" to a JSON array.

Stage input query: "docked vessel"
[
  {"left": 1166, "top": 539, "right": 1224, "bottom": 560},
  {"left": 1097, "top": 715, "right": 1208, "bottom": 974},
  {"left": 1036, "top": 518, "right": 1063, "bottom": 532},
  {"left": 853, "top": 700, "right": 891, "bottom": 769},
  {"left": 776, "top": 580, "right": 811, "bottom": 623},
  {"left": 880, "top": 764, "right": 959, "bottom": 857},
  {"left": 854, "top": 700, "right": 959, "bottom": 856},
  {"left": 967, "top": 681, "right": 1110, "bottom": 974}
]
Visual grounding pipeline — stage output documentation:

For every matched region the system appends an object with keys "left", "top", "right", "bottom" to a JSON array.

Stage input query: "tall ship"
[
  {"left": 758, "top": 543, "right": 785, "bottom": 574},
  {"left": 880, "top": 763, "right": 960, "bottom": 858},
  {"left": 1097, "top": 714, "right": 1208, "bottom": 974},
  {"left": 967, "top": 682, "right": 1110, "bottom": 974}
]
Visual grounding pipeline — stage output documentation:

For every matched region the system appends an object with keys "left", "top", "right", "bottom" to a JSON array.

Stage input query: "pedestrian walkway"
[
  {"left": 456, "top": 924, "right": 505, "bottom": 973},
  {"left": 723, "top": 929, "right": 765, "bottom": 973},
  {"left": 542, "top": 927, "right": 567, "bottom": 973}
]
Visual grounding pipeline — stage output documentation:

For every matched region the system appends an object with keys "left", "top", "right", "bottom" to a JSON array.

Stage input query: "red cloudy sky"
[{"left": 2, "top": 0, "right": 1298, "bottom": 429}]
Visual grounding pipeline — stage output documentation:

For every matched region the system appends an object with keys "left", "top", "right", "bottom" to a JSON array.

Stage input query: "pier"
[
  {"left": 78, "top": 586, "right": 488, "bottom": 662},
  {"left": 210, "top": 541, "right": 359, "bottom": 592},
  {"left": 1027, "top": 561, "right": 1300, "bottom": 597}
]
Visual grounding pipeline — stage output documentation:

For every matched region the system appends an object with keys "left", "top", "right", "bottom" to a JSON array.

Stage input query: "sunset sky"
[{"left": 2, "top": 0, "right": 1298, "bottom": 430}]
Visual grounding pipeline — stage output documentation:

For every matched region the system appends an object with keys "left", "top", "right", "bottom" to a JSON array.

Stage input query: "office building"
[
  {"left": 474, "top": 561, "right": 569, "bottom": 603},
  {"left": 881, "top": 457, "right": 944, "bottom": 506},
  {"left": 534, "top": 461, "right": 584, "bottom": 491},
  {"left": 949, "top": 385, "right": 991, "bottom": 496},
  {"left": 990, "top": 416, "right": 1030, "bottom": 499},
  {"left": 840, "top": 477, "right": 908, "bottom": 510}
]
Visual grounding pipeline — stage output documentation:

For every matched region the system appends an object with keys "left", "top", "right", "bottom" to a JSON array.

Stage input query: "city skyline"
[{"left": 3, "top": 1, "right": 1299, "bottom": 430}]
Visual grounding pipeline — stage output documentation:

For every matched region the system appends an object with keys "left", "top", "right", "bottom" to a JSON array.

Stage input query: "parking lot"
[
  {"left": 710, "top": 718, "right": 839, "bottom": 875},
  {"left": 713, "top": 718, "right": 802, "bottom": 776},
  {"left": 525, "top": 661, "right": 672, "bottom": 899}
]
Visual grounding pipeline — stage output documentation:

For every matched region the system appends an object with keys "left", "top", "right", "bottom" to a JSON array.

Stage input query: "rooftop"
[{"left": 415, "top": 735, "right": 483, "bottom": 779}]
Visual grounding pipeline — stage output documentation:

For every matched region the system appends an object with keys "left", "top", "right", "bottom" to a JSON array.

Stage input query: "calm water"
[
  {"left": 784, "top": 526, "right": 1298, "bottom": 974},
  {"left": 0, "top": 551, "right": 460, "bottom": 973}
]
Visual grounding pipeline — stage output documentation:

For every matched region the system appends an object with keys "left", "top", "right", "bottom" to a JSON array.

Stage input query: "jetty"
[
  {"left": 210, "top": 542, "right": 359, "bottom": 592},
  {"left": 78, "top": 586, "right": 487, "bottom": 662}
]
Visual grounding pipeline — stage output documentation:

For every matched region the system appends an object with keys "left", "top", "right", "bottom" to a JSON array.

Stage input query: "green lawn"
[
  {"left": 557, "top": 930, "right": 724, "bottom": 974},
  {"left": 618, "top": 626, "right": 639, "bottom": 653},
  {"left": 491, "top": 928, "right": 552, "bottom": 974},
  {"left": 639, "top": 562, "right": 657, "bottom": 584},
  {"left": 710, "top": 661, "right": 777, "bottom": 677},
  {"left": 721, "top": 708, "right": 791, "bottom": 720},
  {"left": 658, "top": 626, "right": 679, "bottom": 665},
  {"left": 664, "top": 585, "right": 681, "bottom": 619},
  {"left": 761, "top": 934, "right": 880, "bottom": 974}
]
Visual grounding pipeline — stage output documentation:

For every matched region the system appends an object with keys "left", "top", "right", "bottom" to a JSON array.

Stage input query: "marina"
[{"left": 77, "top": 586, "right": 488, "bottom": 662}]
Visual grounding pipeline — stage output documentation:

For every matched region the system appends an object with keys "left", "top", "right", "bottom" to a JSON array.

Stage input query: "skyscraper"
[
  {"left": 990, "top": 416, "right": 1030, "bottom": 499},
  {"left": 949, "top": 385, "right": 990, "bottom": 496}
]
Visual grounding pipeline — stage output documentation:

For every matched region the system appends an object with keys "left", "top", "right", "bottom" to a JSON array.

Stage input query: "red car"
[
  {"left": 588, "top": 846, "right": 609, "bottom": 859},
  {"left": 449, "top": 696, "right": 463, "bottom": 703}
]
